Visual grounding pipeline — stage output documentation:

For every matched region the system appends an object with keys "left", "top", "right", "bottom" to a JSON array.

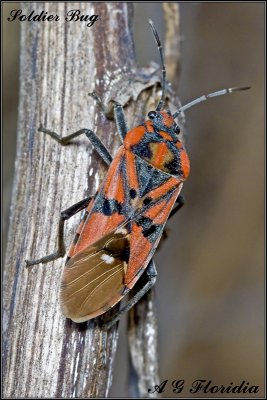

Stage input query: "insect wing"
[
  {"left": 125, "top": 180, "right": 183, "bottom": 286},
  {"left": 60, "top": 227, "right": 130, "bottom": 322},
  {"left": 68, "top": 146, "right": 127, "bottom": 259},
  {"left": 60, "top": 184, "right": 183, "bottom": 322},
  {"left": 62, "top": 145, "right": 183, "bottom": 321}
]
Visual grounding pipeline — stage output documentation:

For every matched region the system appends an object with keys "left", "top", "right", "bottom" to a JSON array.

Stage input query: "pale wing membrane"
[{"left": 60, "top": 228, "right": 130, "bottom": 322}]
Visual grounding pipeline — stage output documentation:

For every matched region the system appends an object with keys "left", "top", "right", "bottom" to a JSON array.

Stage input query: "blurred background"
[{"left": 3, "top": 2, "right": 264, "bottom": 398}]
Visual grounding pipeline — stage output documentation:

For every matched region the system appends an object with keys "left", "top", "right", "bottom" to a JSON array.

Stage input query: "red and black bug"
[{"left": 26, "top": 20, "right": 250, "bottom": 329}]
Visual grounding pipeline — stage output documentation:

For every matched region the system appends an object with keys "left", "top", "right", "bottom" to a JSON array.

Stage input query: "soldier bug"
[{"left": 26, "top": 20, "right": 250, "bottom": 330}]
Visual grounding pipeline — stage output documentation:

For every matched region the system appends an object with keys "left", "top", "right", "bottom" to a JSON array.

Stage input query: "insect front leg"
[
  {"left": 25, "top": 197, "right": 91, "bottom": 267},
  {"left": 100, "top": 259, "right": 157, "bottom": 330},
  {"left": 114, "top": 103, "right": 128, "bottom": 141},
  {"left": 89, "top": 90, "right": 128, "bottom": 142},
  {"left": 38, "top": 126, "right": 112, "bottom": 166}
]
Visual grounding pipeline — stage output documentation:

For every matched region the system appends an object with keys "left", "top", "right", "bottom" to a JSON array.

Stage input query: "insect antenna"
[
  {"left": 172, "top": 86, "right": 251, "bottom": 119},
  {"left": 149, "top": 19, "right": 166, "bottom": 111}
]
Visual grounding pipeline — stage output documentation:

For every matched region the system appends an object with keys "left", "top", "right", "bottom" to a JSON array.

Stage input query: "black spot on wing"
[
  {"left": 143, "top": 197, "right": 152, "bottom": 206},
  {"left": 130, "top": 188, "right": 137, "bottom": 199},
  {"left": 135, "top": 214, "right": 162, "bottom": 242},
  {"left": 143, "top": 224, "right": 157, "bottom": 238},
  {"left": 164, "top": 152, "right": 183, "bottom": 176},
  {"left": 103, "top": 199, "right": 112, "bottom": 216},
  {"left": 135, "top": 215, "right": 152, "bottom": 229},
  {"left": 90, "top": 153, "right": 132, "bottom": 218},
  {"left": 93, "top": 194, "right": 125, "bottom": 216},
  {"left": 115, "top": 152, "right": 136, "bottom": 213},
  {"left": 143, "top": 224, "right": 162, "bottom": 241}
]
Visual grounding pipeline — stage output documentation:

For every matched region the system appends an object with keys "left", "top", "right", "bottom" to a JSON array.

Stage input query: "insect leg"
[
  {"left": 161, "top": 195, "right": 185, "bottom": 241},
  {"left": 101, "top": 259, "right": 157, "bottom": 330},
  {"left": 39, "top": 125, "right": 112, "bottom": 166},
  {"left": 169, "top": 195, "right": 184, "bottom": 219},
  {"left": 89, "top": 91, "right": 128, "bottom": 142},
  {"left": 114, "top": 103, "right": 128, "bottom": 142},
  {"left": 25, "top": 197, "right": 91, "bottom": 267},
  {"left": 88, "top": 91, "right": 109, "bottom": 115}
]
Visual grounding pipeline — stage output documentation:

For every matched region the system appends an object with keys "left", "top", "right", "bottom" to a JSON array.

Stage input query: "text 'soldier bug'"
[{"left": 26, "top": 20, "right": 250, "bottom": 329}]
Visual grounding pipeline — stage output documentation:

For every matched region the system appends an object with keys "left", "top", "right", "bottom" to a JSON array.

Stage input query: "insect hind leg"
[
  {"left": 38, "top": 125, "right": 112, "bottom": 166},
  {"left": 100, "top": 259, "right": 157, "bottom": 330},
  {"left": 25, "top": 197, "right": 91, "bottom": 268}
]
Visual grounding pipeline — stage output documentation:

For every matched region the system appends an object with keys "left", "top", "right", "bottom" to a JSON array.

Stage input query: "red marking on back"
[
  {"left": 114, "top": 173, "right": 125, "bottom": 203},
  {"left": 68, "top": 148, "right": 129, "bottom": 258},
  {"left": 124, "top": 125, "right": 146, "bottom": 148},
  {"left": 124, "top": 222, "right": 152, "bottom": 286},
  {"left": 147, "top": 199, "right": 176, "bottom": 224},
  {"left": 144, "top": 120, "right": 154, "bottom": 133},
  {"left": 176, "top": 140, "right": 183, "bottom": 149},
  {"left": 125, "top": 150, "right": 138, "bottom": 190},
  {"left": 180, "top": 149, "right": 190, "bottom": 179},
  {"left": 103, "top": 146, "right": 124, "bottom": 200},
  {"left": 68, "top": 198, "right": 94, "bottom": 258},
  {"left": 144, "top": 200, "right": 167, "bottom": 223},
  {"left": 125, "top": 186, "right": 182, "bottom": 287},
  {"left": 159, "top": 130, "right": 173, "bottom": 141},
  {"left": 147, "top": 177, "right": 179, "bottom": 200},
  {"left": 162, "top": 112, "right": 174, "bottom": 128},
  {"left": 151, "top": 142, "right": 169, "bottom": 168},
  {"left": 68, "top": 243, "right": 77, "bottom": 259},
  {"left": 72, "top": 212, "right": 125, "bottom": 256}
]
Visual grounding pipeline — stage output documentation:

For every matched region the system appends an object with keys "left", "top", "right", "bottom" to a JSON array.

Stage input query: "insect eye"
[
  {"left": 175, "top": 125, "right": 180, "bottom": 135},
  {"left": 148, "top": 111, "right": 157, "bottom": 120}
]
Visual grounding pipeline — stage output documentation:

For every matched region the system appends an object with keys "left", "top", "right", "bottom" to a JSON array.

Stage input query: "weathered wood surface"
[
  {"left": 3, "top": 2, "right": 181, "bottom": 398},
  {"left": 163, "top": 2, "right": 181, "bottom": 84},
  {"left": 127, "top": 3, "right": 181, "bottom": 398}
]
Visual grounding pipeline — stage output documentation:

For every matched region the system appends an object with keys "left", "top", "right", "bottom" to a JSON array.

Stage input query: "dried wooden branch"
[
  {"left": 127, "top": 4, "right": 182, "bottom": 398},
  {"left": 163, "top": 3, "right": 181, "bottom": 84},
  {"left": 3, "top": 2, "right": 133, "bottom": 398},
  {"left": 3, "top": 2, "right": 182, "bottom": 398}
]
